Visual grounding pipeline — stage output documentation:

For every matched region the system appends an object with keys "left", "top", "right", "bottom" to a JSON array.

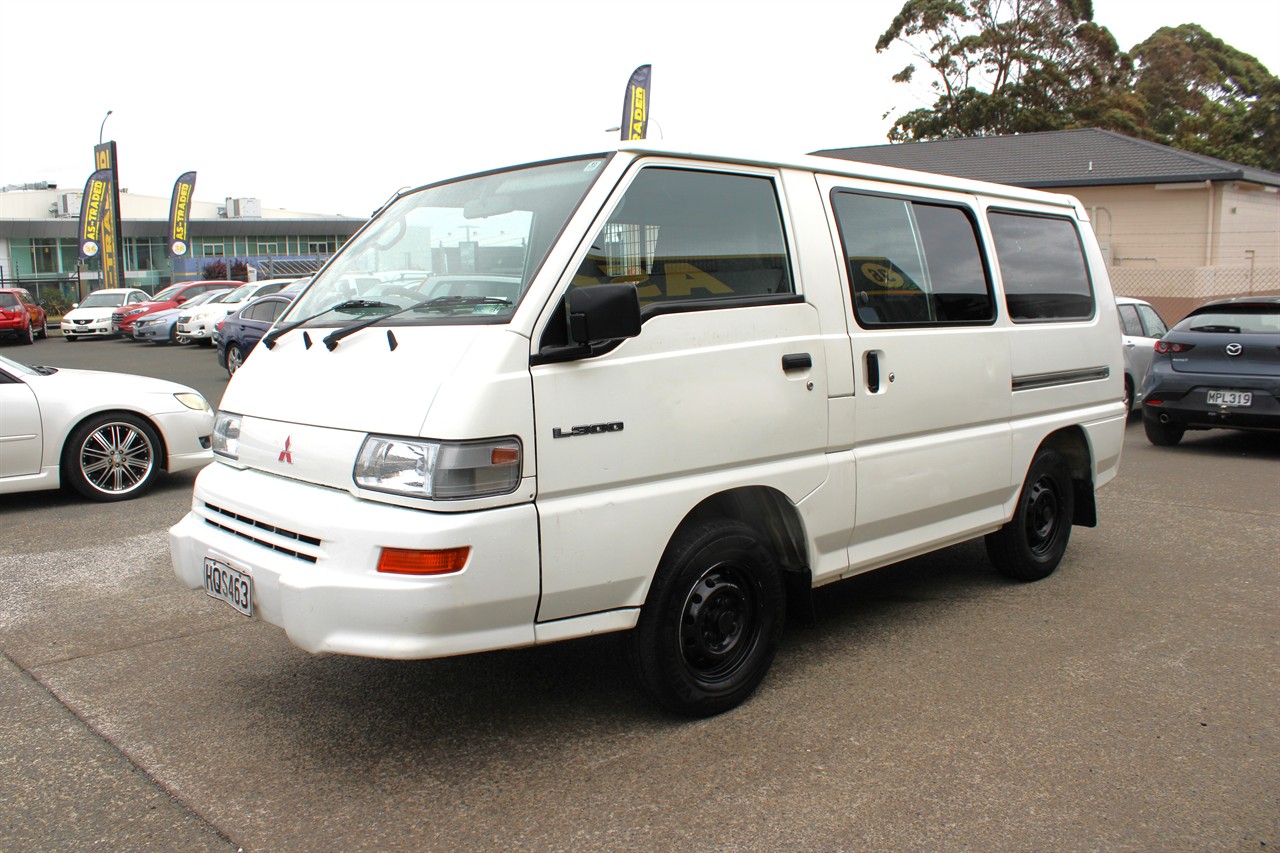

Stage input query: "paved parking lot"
[{"left": 2, "top": 335, "right": 1278, "bottom": 851}]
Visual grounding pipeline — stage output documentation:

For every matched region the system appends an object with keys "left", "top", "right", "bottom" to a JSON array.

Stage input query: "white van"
[{"left": 171, "top": 144, "right": 1126, "bottom": 716}]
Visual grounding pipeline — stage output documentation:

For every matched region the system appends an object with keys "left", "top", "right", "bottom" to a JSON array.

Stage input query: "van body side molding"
[{"left": 1012, "top": 366, "right": 1111, "bottom": 391}]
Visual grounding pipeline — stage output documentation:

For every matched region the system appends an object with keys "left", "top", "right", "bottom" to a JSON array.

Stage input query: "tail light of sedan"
[{"left": 1154, "top": 340, "right": 1195, "bottom": 354}]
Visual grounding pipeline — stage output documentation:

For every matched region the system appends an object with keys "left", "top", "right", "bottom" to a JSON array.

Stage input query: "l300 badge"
[{"left": 553, "top": 422, "right": 624, "bottom": 439}]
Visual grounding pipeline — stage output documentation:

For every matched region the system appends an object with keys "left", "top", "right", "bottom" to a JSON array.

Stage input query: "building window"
[
  {"left": 257, "top": 242, "right": 278, "bottom": 256},
  {"left": 307, "top": 238, "right": 336, "bottom": 254},
  {"left": 202, "top": 242, "right": 225, "bottom": 258},
  {"left": 31, "top": 238, "right": 58, "bottom": 274},
  {"left": 127, "top": 236, "right": 165, "bottom": 271}
]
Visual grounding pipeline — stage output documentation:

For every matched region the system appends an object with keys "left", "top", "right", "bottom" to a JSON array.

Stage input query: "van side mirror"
[{"left": 567, "top": 283, "right": 641, "bottom": 345}]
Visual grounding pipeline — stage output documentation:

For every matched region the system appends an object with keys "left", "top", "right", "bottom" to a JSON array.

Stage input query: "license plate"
[
  {"left": 1207, "top": 390, "right": 1252, "bottom": 407},
  {"left": 204, "top": 557, "right": 253, "bottom": 616}
]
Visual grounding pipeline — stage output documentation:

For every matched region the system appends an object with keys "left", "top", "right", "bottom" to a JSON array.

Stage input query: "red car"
[
  {"left": 111, "top": 280, "right": 240, "bottom": 335},
  {"left": 0, "top": 287, "right": 48, "bottom": 345}
]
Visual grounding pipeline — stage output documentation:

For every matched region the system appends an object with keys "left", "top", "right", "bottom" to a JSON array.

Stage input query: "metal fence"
[{"left": 1110, "top": 266, "right": 1280, "bottom": 323}]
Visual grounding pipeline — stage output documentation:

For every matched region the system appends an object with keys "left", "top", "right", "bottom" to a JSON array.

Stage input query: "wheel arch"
[
  {"left": 1036, "top": 425, "right": 1097, "bottom": 528},
  {"left": 669, "top": 485, "right": 814, "bottom": 622},
  {"left": 60, "top": 408, "right": 172, "bottom": 473}
]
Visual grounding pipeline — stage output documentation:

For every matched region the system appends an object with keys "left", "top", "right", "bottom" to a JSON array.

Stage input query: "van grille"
[{"left": 201, "top": 502, "right": 322, "bottom": 563}]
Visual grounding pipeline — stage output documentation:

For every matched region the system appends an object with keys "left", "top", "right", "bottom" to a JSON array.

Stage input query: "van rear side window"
[
  {"left": 832, "top": 191, "right": 993, "bottom": 327},
  {"left": 988, "top": 211, "right": 1094, "bottom": 322}
]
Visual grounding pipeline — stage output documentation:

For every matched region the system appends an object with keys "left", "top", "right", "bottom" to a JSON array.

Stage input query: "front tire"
[
  {"left": 630, "top": 519, "right": 785, "bottom": 717},
  {"left": 986, "top": 448, "right": 1074, "bottom": 582},
  {"left": 62, "top": 412, "right": 162, "bottom": 502}
]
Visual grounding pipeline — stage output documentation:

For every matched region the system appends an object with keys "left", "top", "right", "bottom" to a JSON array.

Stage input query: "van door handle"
[{"left": 782, "top": 353, "right": 812, "bottom": 372}]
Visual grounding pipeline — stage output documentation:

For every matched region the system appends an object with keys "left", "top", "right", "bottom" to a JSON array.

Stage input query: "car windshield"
[
  {"left": 79, "top": 291, "right": 130, "bottom": 308},
  {"left": 285, "top": 155, "right": 608, "bottom": 329},
  {"left": 1179, "top": 307, "right": 1280, "bottom": 335},
  {"left": 182, "top": 290, "right": 224, "bottom": 309}
]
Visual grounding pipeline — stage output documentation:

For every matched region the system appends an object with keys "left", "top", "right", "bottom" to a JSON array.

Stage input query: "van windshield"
[{"left": 287, "top": 156, "right": 608, "bottom": 329}]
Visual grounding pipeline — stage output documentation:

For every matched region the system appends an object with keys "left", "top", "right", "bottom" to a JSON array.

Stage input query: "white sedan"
[
  {"left": 0, "top": 353, "right": 214, "bottom": 501},
  {"left": 60, "top": 287, "right": 151, "bottom": 340}
]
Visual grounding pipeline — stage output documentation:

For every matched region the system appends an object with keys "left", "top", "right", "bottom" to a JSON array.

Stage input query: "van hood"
[{"left": 219, "top": 324, "right": 502, "bottom": 436}]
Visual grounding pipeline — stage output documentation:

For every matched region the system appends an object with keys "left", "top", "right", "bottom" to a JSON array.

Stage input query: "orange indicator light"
[{"left": 377, "top": 546, "right": 471, "bottom": 575}]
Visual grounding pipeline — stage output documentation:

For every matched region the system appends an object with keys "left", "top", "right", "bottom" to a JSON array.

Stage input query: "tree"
[
  {"left": 876, "top": 2, "right": 1280, "bottom": 171},
  {"left": 1130, "top": 25, "right": 1280, "bottom": 171},
  {"left": 202, "top": 259, "right": 228, "bottom": 280},
  {"left": 876, "top": 0, "right": 1134, "bottom": 140}
]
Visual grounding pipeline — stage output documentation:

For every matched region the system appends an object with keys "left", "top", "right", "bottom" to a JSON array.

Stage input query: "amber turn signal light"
[{"left": 377, "top": 546, "right": 471, "bottom": 575}]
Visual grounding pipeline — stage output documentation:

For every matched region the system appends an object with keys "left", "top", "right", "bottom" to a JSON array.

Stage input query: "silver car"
[{"left": 1116, "top": 296, "right": 1169, "bottom": 412}]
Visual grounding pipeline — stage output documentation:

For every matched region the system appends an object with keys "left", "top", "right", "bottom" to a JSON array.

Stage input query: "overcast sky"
[{"left": 2, "top": 0, "right": 1277, "bottom": 218}]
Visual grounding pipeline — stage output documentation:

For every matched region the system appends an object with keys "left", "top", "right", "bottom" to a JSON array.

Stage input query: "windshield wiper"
[
  {"left": 321, "top": 295, "right": 513, "bottom": 351},
  {"left": 262, "top": 299, "right": 398, "bottom": 349}
]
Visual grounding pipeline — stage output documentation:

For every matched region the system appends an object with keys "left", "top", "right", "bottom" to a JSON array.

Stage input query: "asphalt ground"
[{"left": 2, "top": 333, "right": 1278, "bottom": 851}]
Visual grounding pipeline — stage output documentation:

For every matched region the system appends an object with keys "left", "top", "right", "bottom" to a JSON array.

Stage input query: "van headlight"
[
  {"left": 354, "top": 436, "right": 521, "bottom": 500},
  {"left": 212, "top": 412, "right": 242, "bottom": 459}
]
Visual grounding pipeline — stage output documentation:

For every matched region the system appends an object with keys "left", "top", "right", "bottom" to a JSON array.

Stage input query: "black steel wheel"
[
  {"left": 62, "top": 412, "right": 162, "bottom": 502},
  {"left": 986, "top": 448, "right": 1074, "bottom": 582},
  {"left": 630, "top": 519, "right": 784, "bottom": 717}
]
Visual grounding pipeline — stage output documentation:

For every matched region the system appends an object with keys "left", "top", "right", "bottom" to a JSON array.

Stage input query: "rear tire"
[
  {"left": 20, "top": 321, "right": 34, "bottom": 345},
  {"left": 226, "top": 343, "right": 245, "bottom": 376},
  {"left": 1143, "top": 412, "right": 1185, "bottom": 446},
  {"left": 629, "top": 519, "right": 785, "bottom": 717},
  {"left": 986, "top": 448, "right": 1074, "bottom": 582}
]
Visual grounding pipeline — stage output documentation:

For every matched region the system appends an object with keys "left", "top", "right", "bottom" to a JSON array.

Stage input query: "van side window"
[
  {"left": 988, "top": 211, "right": 1094, "bottom": 322},
  {"left": 572, "top": 168, "right": 793, "bottom": 307},
  {"left": 831, "top": 191, "right": 993, "bottom": 326}
]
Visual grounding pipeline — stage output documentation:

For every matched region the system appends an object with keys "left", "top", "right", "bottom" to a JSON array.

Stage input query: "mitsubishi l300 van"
[{"left": 171, "top": 144, "right": 1126, "bottom": 716}]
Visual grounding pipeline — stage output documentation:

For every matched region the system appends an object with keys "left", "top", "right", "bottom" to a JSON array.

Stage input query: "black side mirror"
[{"left": 567, "top": 283, "right": 641, "bottom": 345}]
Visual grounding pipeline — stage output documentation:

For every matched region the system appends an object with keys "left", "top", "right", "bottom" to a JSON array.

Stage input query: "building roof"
[{"left": 814, "top": 128, "right": 1280, "bottom": 190}]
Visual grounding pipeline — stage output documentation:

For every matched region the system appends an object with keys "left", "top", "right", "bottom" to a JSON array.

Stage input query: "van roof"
[{"left": 613, "top": 141, "right": 1087, "bottom": 215}]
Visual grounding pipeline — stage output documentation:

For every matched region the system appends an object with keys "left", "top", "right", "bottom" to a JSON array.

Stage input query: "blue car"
[
  {"left": 217, "top": 293, "right": 297, "bottom": 376},
  {"left": 131, "top": 287, "right": 234, "bottom": 344}
]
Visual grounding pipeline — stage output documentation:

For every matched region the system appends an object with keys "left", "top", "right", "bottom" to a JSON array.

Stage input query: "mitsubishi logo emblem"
[
  {"left": 1225, "top": 343, "right": 1243, "bottom": 357},
  {"left": 279, "top": 436, "right": 294, "bottom": 464}
]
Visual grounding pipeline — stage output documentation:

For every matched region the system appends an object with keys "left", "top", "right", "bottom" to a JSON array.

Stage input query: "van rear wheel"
[
  {"left": 630, "top": 519, "right": 784, "bottom": 717},
  {"left": 986, "top": 448, "right": 1073, "bottom": 582}
]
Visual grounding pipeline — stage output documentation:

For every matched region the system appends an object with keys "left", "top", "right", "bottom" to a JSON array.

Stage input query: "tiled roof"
[{"left": 814, "top": 128, "right": 1280, "bottom": 189}]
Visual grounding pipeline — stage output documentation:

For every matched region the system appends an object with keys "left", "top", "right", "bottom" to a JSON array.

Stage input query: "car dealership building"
[{"left": 0, "top": 183, "right": 365, "bottom": 303}]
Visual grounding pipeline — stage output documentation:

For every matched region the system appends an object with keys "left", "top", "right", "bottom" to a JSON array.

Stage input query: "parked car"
[
  {"left": 131, "top": 287, "right": 235, "bottom": 344},
  {"left": 60, "top": 287, "right": 150, "bottom": 340},
  {"left": 0, "top": 353, "right": 213, "bottom": 501},
  {"left": 178, "top": 278, "right": 299, "bottom": 346},
  {"left": 216, "top": 293, "right": 297, "bottom": 376},
  {"left": 1116, "top": 296, "right": 1169, "bottom": 411},
  {"left": 112, "top": 281, "right": 239, "bottom": 336},
  {"left": 1140, "top": 295, "right": 1280, "bottom": 445},
  {"left": 0, "top": 287, "right": 47, "bottom": 344}
]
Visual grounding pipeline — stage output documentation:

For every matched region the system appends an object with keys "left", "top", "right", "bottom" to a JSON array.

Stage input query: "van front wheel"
[
  {"left": 986, "top": 448, "right": 1074, "bottom": 582},
  {"left": 630, "top": 520, "right": 784, "bottom": 717}
]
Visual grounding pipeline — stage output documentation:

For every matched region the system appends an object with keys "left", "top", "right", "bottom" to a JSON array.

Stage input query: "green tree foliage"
[
  {"left": 877, "top": 1, "right": 1279, "bottom": 170},
  {"left": 1130, "top": 24, "right": 1280, "bottom": 170}
]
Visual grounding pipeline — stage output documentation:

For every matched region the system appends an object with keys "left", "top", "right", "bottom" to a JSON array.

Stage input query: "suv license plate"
[
  {"left": 1207, "top": 390, "right": 1252, "bottom": 407},
  {"left": 204, "top": 557, "right": 253, "bottom": 616}
]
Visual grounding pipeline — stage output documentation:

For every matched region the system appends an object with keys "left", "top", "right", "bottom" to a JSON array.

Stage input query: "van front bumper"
[{"left": 170, "top": 462, "right": 540, "bottom": 659}]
